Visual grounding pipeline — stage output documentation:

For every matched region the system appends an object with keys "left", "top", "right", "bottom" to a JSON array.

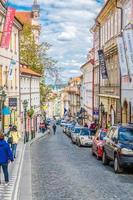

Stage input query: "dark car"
[
  {"left": 56, "top": 119, "right": 61, "bottom": 125},
  {"left": 102, "top": 124, "right": 133, "bottom": 173}
]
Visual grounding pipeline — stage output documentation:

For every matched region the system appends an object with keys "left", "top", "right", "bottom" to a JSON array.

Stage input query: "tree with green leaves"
[{"left": 20, "top": 24, "right": 57, "bottom": 76}]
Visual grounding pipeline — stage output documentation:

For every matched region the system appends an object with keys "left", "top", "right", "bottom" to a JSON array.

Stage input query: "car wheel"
[
  {"left": 102, "top": 151, "right": 109, "bottom": 165},
  {"left": 71, "top": 139, "right": 74, "bottom": 144},
  {"left": 96, "top": 153, "right": 100, "bottom": 160},
  {"left": 78, "top": 140, "right": 81, "bottom": 147},
  {"left": 114, "top": 156, "right": 123, "bottom": 173},
  {"left": 91, "top": 148, "right": 95, "bottom": 156}
]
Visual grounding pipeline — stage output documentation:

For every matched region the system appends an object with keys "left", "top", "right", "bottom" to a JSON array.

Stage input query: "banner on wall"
[
  {"left": 8, "top": 59, "right": 16, "bottom": 80},
  {"left": 1, "top": 7, "right": 16, "bottom": 49},
  {"left": 117, "top": 36, "right": 128, "bottom": 76},
  {"left": 98, "top": 49, "right": 108, "bottom": 79},
  {"left": 123, "top": 29, "right": 133, "bottom": 75}
]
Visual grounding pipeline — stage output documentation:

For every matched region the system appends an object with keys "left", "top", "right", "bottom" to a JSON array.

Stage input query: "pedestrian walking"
[
  {"left": 52, "top": 116, "right": 57, "bottom": 135},
  {"left": 9, "top": 126, "right": 21, "bottom": 159},
  {"left": 0, "top": 133, "right": 14, "bottom": 185},
  {"left": 84, "top": 123, "right": 88, "bottom": 128},
  {"left": 52, "top": 124, "right": 57, "bottom": 135}
]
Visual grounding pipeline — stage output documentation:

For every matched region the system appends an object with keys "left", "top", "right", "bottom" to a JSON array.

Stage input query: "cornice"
[{"left": 97, "top": 0, "right": 116, "bottom": 24}]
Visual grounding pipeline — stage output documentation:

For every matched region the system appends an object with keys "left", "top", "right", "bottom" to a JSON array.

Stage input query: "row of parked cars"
[{"left": 60, "top": 120, "right": 133, "bottom": 173}]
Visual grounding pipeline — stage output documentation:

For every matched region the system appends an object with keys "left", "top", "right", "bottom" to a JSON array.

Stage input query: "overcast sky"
[{"left": 9, "top": 0, "right": 103, "bottom": 84}]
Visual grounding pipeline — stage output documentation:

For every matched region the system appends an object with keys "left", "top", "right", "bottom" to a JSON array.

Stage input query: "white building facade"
[
  {"left": 0, "top": 1, "right": 23, "bottom": 132},
  {"left": 20, "top": 66, "right": 41, "bottom": 133},
  {"left": 81, "top": 60, "right": 94, "bottom": 125}
]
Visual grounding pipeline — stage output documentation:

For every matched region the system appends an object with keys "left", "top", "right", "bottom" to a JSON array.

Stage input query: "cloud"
[{"left": 9, "top": 0, "right": 103, "bottom": 83}]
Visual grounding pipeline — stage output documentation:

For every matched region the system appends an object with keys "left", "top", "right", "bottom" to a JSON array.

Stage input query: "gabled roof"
[
  {"left": 16, "top": 11, "right": 32, "bottom": 25},
  {"left": 20, "top": 66, "right": 41, "bottom": 77}
]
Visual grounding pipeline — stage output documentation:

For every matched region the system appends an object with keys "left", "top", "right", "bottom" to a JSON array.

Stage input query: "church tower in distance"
[{"left": 32, "top": 0, "right": 41, "bottom": 44}]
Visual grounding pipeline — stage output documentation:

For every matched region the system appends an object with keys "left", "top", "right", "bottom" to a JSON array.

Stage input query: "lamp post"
[
  {"left": 23, "top": 100, "right": 28, "bottom": 143},
  {"left": 0, "top": 90, "right": 7, "bottom": 133},
  {"left": 99, "top": 102, "right": 105, "bottom": 128}
]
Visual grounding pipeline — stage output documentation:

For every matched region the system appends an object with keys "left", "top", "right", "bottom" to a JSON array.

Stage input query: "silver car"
[
  {"left": 76, "top": 128, "right": 95, "bottom": 147},
  {"left": 71, "top": 127, "right": 83, "bottom": 143}
]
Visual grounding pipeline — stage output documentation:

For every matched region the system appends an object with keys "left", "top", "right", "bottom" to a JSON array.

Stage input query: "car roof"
[
  {"left": 74, "top": 126, "right": 83, "bottom": 129},
  {"left": 110, "top": 124, "right": 133, "bottom": 129}
]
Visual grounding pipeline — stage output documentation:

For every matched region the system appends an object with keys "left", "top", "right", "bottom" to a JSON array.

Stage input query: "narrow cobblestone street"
[{"left": 31, "top": 127, "right": 133, "bottom": 200}]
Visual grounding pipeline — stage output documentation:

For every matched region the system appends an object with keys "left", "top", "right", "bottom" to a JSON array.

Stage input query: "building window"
[
  {"left": 15, "top": 68, "right": 17, "bottom": 88},
  {"left": 105, "top": 21, "right": 108, "bottom": 43},
  {"left": 111, "top": 14, "right": 114, "bottom": 38},
  {"left": 114, "top": 10, "right": 118, "bottom": 35},
  {"left": 4, "top": 66, "right": 8, "bottom": 88},
  {"left": 10, "top": 34, "right": 13, "bottom": 52},
  {"left": 14, "top": 33, "right": 17, "bottom": 53},
  {"left": 0, "top": 65, "right": 2, "bottom": 87}
]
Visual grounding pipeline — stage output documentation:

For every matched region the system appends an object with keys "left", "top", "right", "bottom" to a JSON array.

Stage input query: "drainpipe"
[
  {"left": 95, "top": 20, "right": 101, "bottom": 126},
  {"left": 116, "top": 0, "right": 123, "bottom": 123}
]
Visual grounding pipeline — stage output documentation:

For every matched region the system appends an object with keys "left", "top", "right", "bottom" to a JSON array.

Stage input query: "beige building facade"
[{"left": 94, "top": 0, "right": 122, "bottom": 127}]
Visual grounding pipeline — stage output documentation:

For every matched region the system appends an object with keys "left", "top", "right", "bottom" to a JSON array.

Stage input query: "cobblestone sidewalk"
[{"left": 0, "top": 140, "right": 25, "bottom": 200}]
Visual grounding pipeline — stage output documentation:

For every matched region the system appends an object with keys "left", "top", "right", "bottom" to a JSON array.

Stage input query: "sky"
[{"left": 9, "top": 0, "right": 104, "bottom": 84}]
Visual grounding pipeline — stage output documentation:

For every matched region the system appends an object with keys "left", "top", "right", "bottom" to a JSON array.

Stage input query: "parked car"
[
  {"left": 56, "top": 119, "right": 61, "bottom": 125},
  {"left": 71, "top": 126, "right": 83, "bottom": 143},
  {"left": 102, "top": 124, "right": 133, "bottom": 173},
  {"left": 92, "top": 129, "right": 107, "bottom": 159},
  {"left": 66, "top": 124, "right": 75, "bottom": 137},
  {"left": 60, "top": 120, "right": 67, "bottom": 127},
  {"left": 76, "top": 128, "right": 96, "bottom": 147},
  {"left": 63, "top": 124, "right": 70, "bottom": 133}
]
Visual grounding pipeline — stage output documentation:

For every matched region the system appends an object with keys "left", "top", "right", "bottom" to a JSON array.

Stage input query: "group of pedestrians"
[{"left": 0, "top": 125, "right": 21, "bottom": 186}]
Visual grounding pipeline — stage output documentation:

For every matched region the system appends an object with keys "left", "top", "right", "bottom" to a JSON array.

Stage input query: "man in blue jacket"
[{"left": 0, "top": 133, "right": 14, "bottom": 185}]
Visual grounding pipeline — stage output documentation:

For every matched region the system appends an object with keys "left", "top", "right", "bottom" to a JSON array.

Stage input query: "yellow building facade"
[{"left": 95, "top": 0, "right": 122, "bottom": 127}]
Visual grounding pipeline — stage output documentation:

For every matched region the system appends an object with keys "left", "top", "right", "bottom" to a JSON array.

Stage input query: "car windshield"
[
  {"left": 90, "top": 130, "right": 96, "bottom": 136},
  {"left": 100, "top": 132, "right": 107, "bottom": 140},
  {"left": 80, "top": 128, "right": 90, "bottom": 136},
  {"left": 74, "top": 128, "right": 81, "bottom": 133},
  {"left": 118, "top": 127, "right": 133, "bottom": 142}
]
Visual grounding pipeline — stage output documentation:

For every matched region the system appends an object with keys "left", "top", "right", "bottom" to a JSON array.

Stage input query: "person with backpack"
[
  {"left": 9, "top": 126, "right": 21, "bottom": 159},
  {"left": 0, "top": 133, "right": 14, "bottom": 185}
]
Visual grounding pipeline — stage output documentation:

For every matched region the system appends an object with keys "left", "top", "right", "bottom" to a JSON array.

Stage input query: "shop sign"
[
  {"left": 98, "top": 49, "right": 108, "bottom": 79},
  {"left": 1, "top": 7, "right": 16, "bottom": 49},
  {"left": 123, "top": 29, "right": 133, "bottom": 75},
  {"left": 117, "top": 36, "right": 128, "bottom": 76},
  {"left": 9, "top": 98, "right": 17, "bottom": 107},
  {"left": 93, "top": 109, "right": 99, "bottom": 116},
  {"left": 8, "top": 59, "right": 16, "bottom": 80}
]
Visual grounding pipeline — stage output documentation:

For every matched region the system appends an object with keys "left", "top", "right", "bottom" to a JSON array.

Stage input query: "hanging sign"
[
  {"left": 9, "top": 98, "right": 17, "bottom": 107},
  {"left": 8, "top": 59, "right": 16, "bottom": 80},
  {"left": 123, "top": 29, "right": 133, "bottom": 75},
  {"left": 98, "top": 49, "right": 108, "bottom": 79},
  {"left": 117, "top": 36, "right": 128, "bottom": 76},
  {"left": 1, "top": 7, "right": 16, "bottom": 49}
]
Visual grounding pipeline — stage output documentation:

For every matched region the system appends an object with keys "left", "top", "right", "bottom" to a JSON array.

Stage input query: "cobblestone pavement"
[{"left": 31, "top": 127, "right": 133, "bottom": 200}]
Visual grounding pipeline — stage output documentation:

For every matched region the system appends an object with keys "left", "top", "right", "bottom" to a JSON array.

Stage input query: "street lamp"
[
  {"left": 23, "top": 100, "right": 28, "bottom": 143},
  {"left": 99, "top": 102, "right": 105, "bottom": 128},
  {"left": 0, "top": 90, "right": 7, "bottom": 133}
]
